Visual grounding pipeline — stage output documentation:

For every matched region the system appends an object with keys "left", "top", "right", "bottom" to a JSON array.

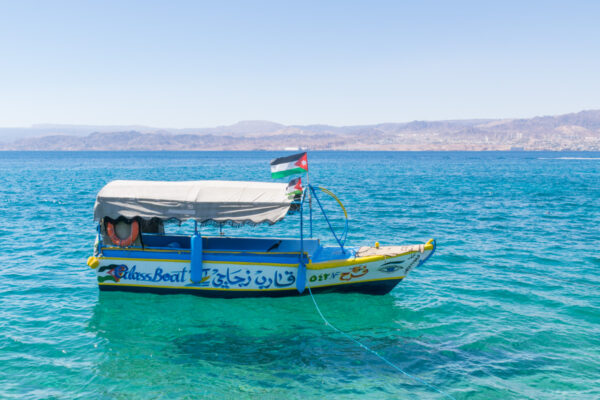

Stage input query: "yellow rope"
[{"left": 318, "top": 187, "right": 348, "bottom": 218}]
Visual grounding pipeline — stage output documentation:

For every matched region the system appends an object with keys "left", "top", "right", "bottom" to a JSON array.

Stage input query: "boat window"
[{"left": 140, "top": 218, "right": 164, "bottom": 234}]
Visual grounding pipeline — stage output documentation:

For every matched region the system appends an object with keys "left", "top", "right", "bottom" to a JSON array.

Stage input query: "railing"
[{"left": 297, "top": 184, "right": 349, "bottom": 293}]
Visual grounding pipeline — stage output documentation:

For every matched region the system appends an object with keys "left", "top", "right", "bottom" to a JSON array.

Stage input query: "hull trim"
[
  {"left": 101, "top": 256, "right": 297, "bottom": 267},
  {"left": 100, "top": 249, "right": 424, "bottom": 269},
  {"left": 97, "top": 275, "right": 406, "bottom": 292},
  {"left": 99, "top": 278, "right": 404, "bottom": 298}
]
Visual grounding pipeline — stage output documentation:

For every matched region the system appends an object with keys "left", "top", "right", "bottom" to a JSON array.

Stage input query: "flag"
[
  {"left": 270, "top": 152, "right": 308, "bottom": 179},
  {"left": 286, "top": 177, "right": 303, "bottom": 198}
]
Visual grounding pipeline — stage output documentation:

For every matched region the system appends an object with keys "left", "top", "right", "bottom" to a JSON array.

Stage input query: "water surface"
[{"left": 0, "top": 151, "right": 598, "bottom": 399}]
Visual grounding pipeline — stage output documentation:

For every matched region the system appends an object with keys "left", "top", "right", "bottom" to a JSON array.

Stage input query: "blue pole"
[
  {"left": 309, "top": 194, "right": 313, "bottom": 238},
  {"left": 95, "top": 223, "right": 103, "bottom": 257},
  {"left": 190, "top": 220, "right": 203, "bottom": 283},
  {"left": 296, "top": 190, "right": 307, "bottom": 293},
  {"left": 310, "top": 186, "right": 345, "bottom": 253}
]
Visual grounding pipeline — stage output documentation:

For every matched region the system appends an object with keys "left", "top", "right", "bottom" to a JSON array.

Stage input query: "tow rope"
[{"left": 306, "top": 285, "right": 456, "bottom": 399}]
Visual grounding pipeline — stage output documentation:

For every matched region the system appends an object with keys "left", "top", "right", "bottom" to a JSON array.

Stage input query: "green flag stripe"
[{"left": 271, "top": 167, "right": 306, "bottom": 179}]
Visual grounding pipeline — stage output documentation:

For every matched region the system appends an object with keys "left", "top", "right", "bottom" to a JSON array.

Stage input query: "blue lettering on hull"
[
  {"left": 117, "top": 265, "right": 188, "bottom": 283},
  {"left": 99, "top": 264, "right": 295, "bottom": 290}
]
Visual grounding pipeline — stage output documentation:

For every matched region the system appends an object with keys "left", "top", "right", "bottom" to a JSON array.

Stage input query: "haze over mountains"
[{"left": 1, "top": 110, "right": 599, "bottom": 151}]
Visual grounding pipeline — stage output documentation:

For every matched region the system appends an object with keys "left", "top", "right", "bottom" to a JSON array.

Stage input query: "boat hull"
[
  {"left": 98, "top": 278, "right": 404, "bottom": 298},
  {"left": 94, "top": 242, "right": 434, "bottom": 298}
]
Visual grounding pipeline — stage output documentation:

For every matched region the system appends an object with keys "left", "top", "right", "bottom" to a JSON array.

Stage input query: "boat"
[{"left": 87, "top": 179, "right": 436, "bottom": 297}]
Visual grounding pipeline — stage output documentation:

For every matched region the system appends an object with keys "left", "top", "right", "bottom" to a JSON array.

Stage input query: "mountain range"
[{"left": 1, "top": 110, "right": 599, "bottom": 151}]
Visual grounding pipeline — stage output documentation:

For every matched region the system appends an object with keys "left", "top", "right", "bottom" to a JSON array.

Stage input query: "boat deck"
[{"left": 101, "top": 235, "right": 335, "bottom": 265}]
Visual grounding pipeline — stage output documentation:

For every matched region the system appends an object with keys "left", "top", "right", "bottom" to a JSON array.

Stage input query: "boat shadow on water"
[
  {"left": 89, "top": 291, "right": 432, "bottom": 370},
  {"left": 87, "top": 292, "right": 555, "bottom": 397}
]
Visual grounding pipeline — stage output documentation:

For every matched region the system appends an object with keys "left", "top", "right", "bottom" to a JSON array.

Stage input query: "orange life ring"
[{"left": 106, "top": 220, "right": 139, "bottom": 247}]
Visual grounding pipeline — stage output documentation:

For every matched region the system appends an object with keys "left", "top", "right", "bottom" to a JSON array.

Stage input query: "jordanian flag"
[
  {"left": 270, "top": 152, "right": 308, "bottom": 179},
  {"left": 286, "top": 177, "right": 303, "bottom": 198}
]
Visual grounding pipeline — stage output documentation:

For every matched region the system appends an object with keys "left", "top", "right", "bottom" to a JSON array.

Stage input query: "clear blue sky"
[{"left": 1, "top": 0, "right": 599, "bottom": 128}]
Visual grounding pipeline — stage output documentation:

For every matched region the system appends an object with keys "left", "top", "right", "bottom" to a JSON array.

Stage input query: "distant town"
[{"left": 1, "top": 110, "right": 599, "bottom": 151}]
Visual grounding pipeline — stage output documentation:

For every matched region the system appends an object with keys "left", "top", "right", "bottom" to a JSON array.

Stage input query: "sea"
[{"left": 0, "top": 151, "right": 598, "bottom": 399}]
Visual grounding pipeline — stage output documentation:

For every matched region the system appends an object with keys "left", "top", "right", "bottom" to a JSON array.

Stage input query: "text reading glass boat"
[{"left": 88, "top": 180, "right": 436, "bottom": 297}]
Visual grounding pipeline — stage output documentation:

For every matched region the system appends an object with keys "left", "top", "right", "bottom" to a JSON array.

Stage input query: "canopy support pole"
[
  {"left": 191, "top": 220, "right": 203, "bottom": 283},
  {"left": 94, "top": 224, "right": 103, "bottom": 257},
  {"left": 296, "top": 189, "right": 308, "bottom": 293}
]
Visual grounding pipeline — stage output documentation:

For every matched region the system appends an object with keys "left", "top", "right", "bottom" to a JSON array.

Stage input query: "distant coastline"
[{"left": 1, "top": 110, "right": 599, "bottom": 151}]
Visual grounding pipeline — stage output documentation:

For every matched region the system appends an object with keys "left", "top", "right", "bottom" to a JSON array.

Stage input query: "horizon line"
[{"left": 1, "top": 108, "right": 599, "bottom": 131}]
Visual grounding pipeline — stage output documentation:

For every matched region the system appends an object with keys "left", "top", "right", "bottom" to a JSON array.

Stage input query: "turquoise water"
[{"left": 0, "top": 151, "right": 598, "bottom": 399}]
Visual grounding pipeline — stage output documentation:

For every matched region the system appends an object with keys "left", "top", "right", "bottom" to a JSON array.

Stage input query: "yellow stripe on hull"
[{"left": 100, "top": 248, "right": 431, "bottom": 269}]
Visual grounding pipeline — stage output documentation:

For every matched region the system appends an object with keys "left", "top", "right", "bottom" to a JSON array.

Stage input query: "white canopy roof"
[{"left": 93, "top": 180, "right": 293, "bottom": 225}]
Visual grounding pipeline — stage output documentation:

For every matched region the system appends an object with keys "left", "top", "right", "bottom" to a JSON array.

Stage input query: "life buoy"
[{"left": 106, "top": 220, "right": 139, "bottom": 247}]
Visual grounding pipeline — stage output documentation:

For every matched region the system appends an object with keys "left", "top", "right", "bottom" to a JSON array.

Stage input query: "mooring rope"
[{"left": 307, "top": 285, "right": 456, "bottom": 399}]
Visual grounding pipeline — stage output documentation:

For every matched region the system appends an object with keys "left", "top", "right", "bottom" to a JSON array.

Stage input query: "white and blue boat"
[{"left": 88, "top": 180, "right": 435, "bottom": 297}]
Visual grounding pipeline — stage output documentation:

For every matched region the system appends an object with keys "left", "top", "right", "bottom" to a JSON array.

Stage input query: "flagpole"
[{"left": 307, "top": 154, "right": 312, "bottom": 238}]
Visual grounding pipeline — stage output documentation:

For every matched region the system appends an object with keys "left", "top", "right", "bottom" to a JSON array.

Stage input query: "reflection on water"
[{"left": 88, "top": 291, "right": 452, "bottom": 398}]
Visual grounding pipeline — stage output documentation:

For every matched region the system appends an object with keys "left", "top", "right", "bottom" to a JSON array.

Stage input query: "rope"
[
  {"left": 306, "top": 285, "right": 456, "bottom": 399},
  {"left": 318, "top": 186, "right": 348, "bottom": 218}
]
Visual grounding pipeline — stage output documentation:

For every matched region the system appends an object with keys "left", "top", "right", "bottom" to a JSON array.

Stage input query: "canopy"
[{"left": 93, "top": 180, "right": 293, "bottom": 225}]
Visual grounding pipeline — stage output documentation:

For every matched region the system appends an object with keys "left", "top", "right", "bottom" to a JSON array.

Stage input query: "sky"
[{"left": 0, "top": 0, "right": 599, "bottom": 128}]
